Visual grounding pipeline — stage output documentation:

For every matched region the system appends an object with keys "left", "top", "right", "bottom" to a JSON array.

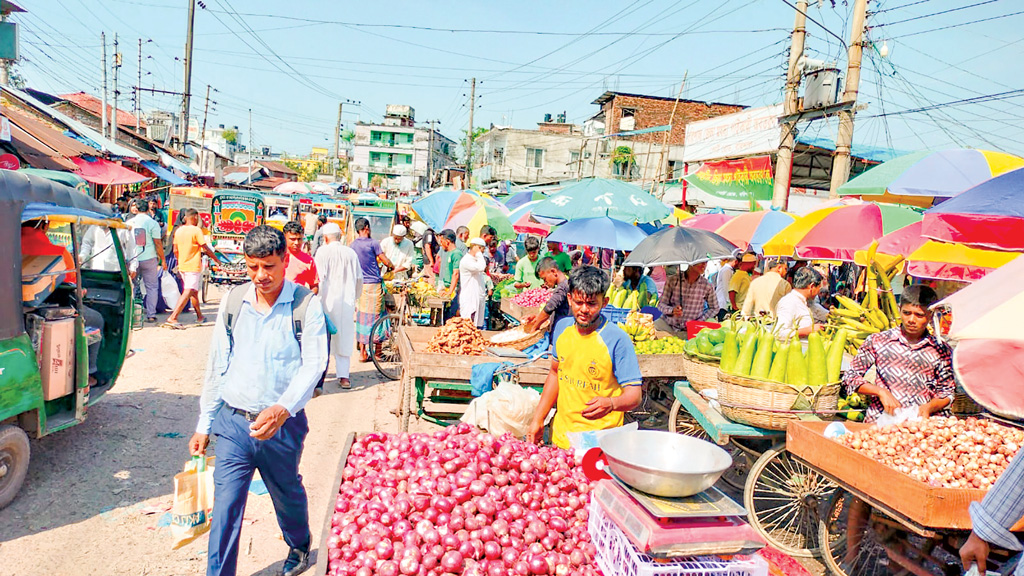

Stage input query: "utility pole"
[
  {"left": 829, "top": 0, "right": 869, "bottom": 197},
  {"left": 654, "top": 73, "right": 687, "bottom": 198},
  {"left": 426, "top": 119, "right": 438, "bottom": 189},
  {"left": 333, "top": 102, "right": 343, "bottom": 177},
  {"left": 466, "top": 77, "right": 476, "bottom": 190},
  {"left": 247, "top": 108, "right": 253, "bottom": 185},
  {"left": 180, "top": 0, "right": 197, "bottom": 150},
  {"left": 101, "top": 32, "right": 108, "bottom": 140},
  {"left": 136, "top": 38, "right": 142, "bottom": 131},
  {"left": 112, "top": 34, "right": 120, "bottom": 143},
  {"left": 772, "top": 0, "right": 807, "bottom": 210},
  {"left": 199, "top": 84, "right": 211, "bottom": 172}
]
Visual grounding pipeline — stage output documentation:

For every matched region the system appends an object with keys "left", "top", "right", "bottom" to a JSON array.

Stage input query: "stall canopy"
[
  {"left": 140, "top": 160, "right": 188, "bottom": 185},
  {"left": 72, "top": 156, "right": 149, "bottom": 185},
  {"left": 18, "top": 168, "right": 89, "bottom": 192},
  {"left": 532, "top": 178, "right": 670, "bottom": 223},
  {"left": 923, "top": 167, "right": 1024, "bottom": 252}
]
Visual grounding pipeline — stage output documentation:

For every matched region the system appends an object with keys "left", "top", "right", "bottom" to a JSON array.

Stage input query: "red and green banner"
[{"left": 684, "top": 155, "right": 774, "bottom": 202}]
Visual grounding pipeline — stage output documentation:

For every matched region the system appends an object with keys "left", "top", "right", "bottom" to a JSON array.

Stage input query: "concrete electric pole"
[
  {"left": 466, "top": 77, "right": 476, "bottom": 189},
  {"left": 200, "top": 84, "right": 211, "bottom": 170},
  {"left": 101, "top": 32, "right": 108, "bottom": 139},
  {"left": 772, "top": 0, "right": 807, "bottom": 211},
  {"left": 334, "top": 102, "right": 343, "bottom": 177},
  {"left": 180, "top": 0, "right": 196, "bottom": 149},
  {"left": 136, "top": 38, "right": 142, "bottom": 131},
  {"left": 112, "top": 34, "right": 120, "bottom": 143},
  {"left": 829, "top": 0, "right": 869, "bottom": 197}
]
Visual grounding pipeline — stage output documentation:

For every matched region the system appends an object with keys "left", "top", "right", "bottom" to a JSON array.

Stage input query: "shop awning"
[
  {"left": 159, "top": 150, "right": 197, "bottom": 175},
  {"left": 141, "top": 160, "right": 188, "bottom": 185},
  {"left": 72, "top": 156, "right": 149, "bottom": 185}
]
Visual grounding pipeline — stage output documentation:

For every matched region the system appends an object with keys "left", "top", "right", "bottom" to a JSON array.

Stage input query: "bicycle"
[{"left": 369, "top": 277, "right": 436, "bottom": 381}]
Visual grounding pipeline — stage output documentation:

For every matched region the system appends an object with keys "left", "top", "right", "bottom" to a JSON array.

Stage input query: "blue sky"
[{"left": 16, "top": 0, "right": 1024, "bottom": 157}]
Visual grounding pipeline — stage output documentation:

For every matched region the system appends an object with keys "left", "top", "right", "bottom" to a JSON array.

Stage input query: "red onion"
[{"left": 441, "top": 550, "right": 464, "bottom": 572}]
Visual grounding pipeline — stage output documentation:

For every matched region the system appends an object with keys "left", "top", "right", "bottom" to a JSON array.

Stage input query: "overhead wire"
[{"left": 871, "top": 0, "right": 1006, "bottom": 28}]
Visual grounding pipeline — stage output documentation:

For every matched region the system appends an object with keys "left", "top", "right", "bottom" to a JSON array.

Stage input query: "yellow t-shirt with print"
[{"left": 550, "top": 316, "right": 643, "bottom": 449}]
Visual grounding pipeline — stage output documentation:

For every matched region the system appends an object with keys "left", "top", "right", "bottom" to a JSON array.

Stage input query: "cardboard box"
[{"left": 39, "top": 317, "right": 75, "bottom": 400}]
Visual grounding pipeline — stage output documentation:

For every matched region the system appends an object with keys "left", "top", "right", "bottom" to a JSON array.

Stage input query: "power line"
[
  {"left": 872, "top": 0, "right": 937, "bottom": 14},
  {"left": 777, "top": 0, "right": 849, "bottom": 49},
  {"left": 873, "top": 0, "right": 1006, "bottom": 28},
  {"left": 893, "top": 9, "right": 1024, "bottom": 38},
  {"left": 862, "top": 89, "right": 1024, "bottom": 119}
]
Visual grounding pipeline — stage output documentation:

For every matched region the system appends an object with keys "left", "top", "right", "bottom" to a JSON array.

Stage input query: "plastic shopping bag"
[
  {"left": 171, "top": 456, "right": 215, "bottom": 549},
  {"left": 461, "top": 381, "right": 540, "bottom": 438},
  {"left": 874, "top": 405, "right": 921, "bottom": 428},
  {"left": 161, "top": 269, "right": 181, "bottom": 305}
]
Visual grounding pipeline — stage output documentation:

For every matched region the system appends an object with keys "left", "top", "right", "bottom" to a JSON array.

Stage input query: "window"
[
  {"left": 526, "top": 148, "right": 544, "bottom": 169},
  {"left": 619, "top": 107, "right": 636, "bottom": 131},
  {"left": 569, "top": 151, "right": 580, "bottom": 167},
  {"left": 495, "top": 147, "right": 505, "bottom": 166}
]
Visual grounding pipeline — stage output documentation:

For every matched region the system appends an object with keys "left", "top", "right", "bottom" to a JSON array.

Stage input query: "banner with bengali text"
[{"left": 683, "top": 155, "right": 774, "bottom": 202}]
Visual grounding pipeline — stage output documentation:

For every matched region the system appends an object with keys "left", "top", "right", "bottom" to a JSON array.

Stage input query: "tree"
[
  {"left": 611, "top": 145, "right": 637, "bottom": 179},
  {"left": 459, "top": 127, "right": 488, "bottom": 165},
  {"left": 222, "top": 128, "right": 238, "bottom": 145},
  {"left": 370, "top": 174, "right": 384, "bottom": 188}
]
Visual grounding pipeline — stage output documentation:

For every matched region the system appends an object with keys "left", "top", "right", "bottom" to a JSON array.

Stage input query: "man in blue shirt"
[{"left": 189, "top": 225, "right": 328, "bottom": 576}]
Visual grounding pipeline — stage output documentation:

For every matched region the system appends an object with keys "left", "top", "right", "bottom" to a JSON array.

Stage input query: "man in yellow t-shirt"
[
  {"left": 527, "top": 266, "right": 643, "bottom": 449},
  {"left": 728, "top": 253, "right": 758, "bottom": 312},
  {"left": 167, "top": 208, "right": 220, "bottom": 326}
]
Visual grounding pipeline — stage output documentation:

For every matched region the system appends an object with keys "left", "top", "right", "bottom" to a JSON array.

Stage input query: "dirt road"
[{"left": 0, "top": 288, "right": 440, "bottom": 576}]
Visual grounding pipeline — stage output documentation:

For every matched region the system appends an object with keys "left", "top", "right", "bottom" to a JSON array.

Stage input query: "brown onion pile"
[{"left": 836, "top": 416, "right": 1023, "bottom": 489}]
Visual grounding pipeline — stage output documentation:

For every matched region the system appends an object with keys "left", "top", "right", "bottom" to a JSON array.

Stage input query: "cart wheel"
[
  {"left": 0, "top": 425, "right": 30, "bottom": 509},
  {"left": 200, "top": 274, "right": 209, "bottom": 304},
  {"left": 370, "top": 314, "right": 403, "bottom": 381},
  {"left": 744, "top": 443, "right": 836, "bottom": 558},
  {"left": 818, "top": 489, "right": 895, "bottom": 576},
  {"left": 402, "top": 371, "right": 412, "bottom": 432},
  {"left": 667, "top": 400, "right": 749, "bottom": 491}
]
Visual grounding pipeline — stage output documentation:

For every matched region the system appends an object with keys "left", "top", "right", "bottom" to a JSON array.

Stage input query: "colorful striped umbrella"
[
  {"left": 507, "top": 200, "right": 551, "bottom": 235},
  {"left": 662, "top": 205, "right": 693, "bottom": 226},
  {"left": 838, "top": 149, "right": 1024, "bottom": 208},
  {"left": 905, "top": 240, "right": 1019, "bottom": 282},
  {"left": 444, "top": 195, "right": 515, "bottom": 240},
  {"left": 411, "top": 190, "right": 504, "bottom": 230},
  {"left": 762, "top": 203, "right": 921, "bottom": 261},
  {"left": 853, "top": 222, "right": 927, "bottom": 267},
  {"left": 503, "top": 189, "right": 548, "bottom": 210},
  {"left": 923, "top": 167, "right": 1024, "bottom": 252},
  {"left": 680, "top": 212, "right": 733, "bottom": 231},
  {"left": 714, "top": 210, "right": 795, "bottom": 253}
]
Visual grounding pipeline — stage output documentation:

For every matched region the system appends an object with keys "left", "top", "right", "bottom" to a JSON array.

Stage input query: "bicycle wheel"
[
  {"left": 818, "top": 490, "right": 895, "bottom": 576},
  {"left": 370, "top": 313, "right": 403, "bottom": 381},
  {"left": 667, "top": 400, "right": 748, "bottom": 491}
]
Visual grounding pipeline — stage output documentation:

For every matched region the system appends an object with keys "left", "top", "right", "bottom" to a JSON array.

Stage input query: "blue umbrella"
[
  {"left": 504, "top": 190, "right": 546, "bottom": 211},
  {"left": 546, "top": 216, "right": 648, "bottom": 251},
  {"left": 532, "top": 178, "right": 671, "bottom": 223}
]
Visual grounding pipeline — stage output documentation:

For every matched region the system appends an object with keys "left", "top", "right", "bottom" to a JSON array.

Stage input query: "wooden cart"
[
  {"left": 666, "top": 381, "right": 837, "bottom": 559},
  {"left": 395, "top": 325, "right": 552, "bottom": 430},
  {"left": 787, "top": 421, "right": 1023, "bottom": 576},
  {"left": 314, "top": 432, "right": 356, "bottom": 576}
]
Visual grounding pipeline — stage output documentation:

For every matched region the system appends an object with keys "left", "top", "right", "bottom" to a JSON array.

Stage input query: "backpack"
[{"left": 222, "top": 282, "right": 317, "bottom": 354}]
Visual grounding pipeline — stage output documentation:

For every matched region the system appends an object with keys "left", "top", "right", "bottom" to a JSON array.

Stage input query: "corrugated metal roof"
[
  {"left": 2, "top": 86, "right": 142, "bottom": 159},
  {"left": 3, "top": 105, "right": 97, "bottom": 158},
  {"left": 7, "top": 122, "right": 78, "bottom": 171},
  {"left": 59, "top": 92, "right": 145, "bottom": 128},
  {"left": 258, "top": 160, "right": 298, "bottom": 176},
  {"left": 252, "top": 176, "right": 293, "bottom": 189}
]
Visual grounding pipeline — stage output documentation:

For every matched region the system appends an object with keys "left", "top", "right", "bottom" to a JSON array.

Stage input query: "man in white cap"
[
  {"left": 458, "top": 238, "right": 488, "bottom": 328},
  {"left": 314, "top": 222, "right": 363, "bottom": 390},
  {"left": 380, "top": 224, "right": 415, "bottom": 280}
]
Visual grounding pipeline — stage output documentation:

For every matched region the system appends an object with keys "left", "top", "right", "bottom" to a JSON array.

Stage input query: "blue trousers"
[{"left": 207, "top": 408, "right": 311, "bottom": 576}]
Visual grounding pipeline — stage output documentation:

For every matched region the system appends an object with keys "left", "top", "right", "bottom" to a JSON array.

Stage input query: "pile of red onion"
[
  {"left": 511, "top": 288, "right": 553, "bottom": 309},
  {"left": 326, "top": 424, "right": 601, "bottom": 576}
]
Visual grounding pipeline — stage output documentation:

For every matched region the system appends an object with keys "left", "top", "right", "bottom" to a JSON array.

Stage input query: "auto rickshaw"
[
  {"left": 311, "top": 194, "right": 351, "bottom": 233},
  {"left": 346, "top": 194, "right": 397, "bottom": 243},
  {"left": 167, "top": 186, "right": 215, "bottom": 233},
  {"left": 263, "top": 192, "right": 299, "bottom": 231},
  {"left": 2, "top": 172, "right": 133, "bottom": 509},
  {"left": 208, "top": 189, "right": 265, "bottom": 284}
]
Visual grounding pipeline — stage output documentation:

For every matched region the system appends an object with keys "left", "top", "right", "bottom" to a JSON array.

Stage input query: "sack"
[
  {"left": 171, "top": 456, "right": 215, "bottom": 549},
  {"left": 161, "top": 270, "right": 181, "bottom": 305},
  {"left": 462, "top": 381, "right": 540, "bottom": 438}
]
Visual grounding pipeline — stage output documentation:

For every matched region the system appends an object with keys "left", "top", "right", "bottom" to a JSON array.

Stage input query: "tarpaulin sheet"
[
  {"left": 141, "top": 160, "right": 188, "bottom": 185},
  {"left": 72, "top": 156, "right": 149, "bottom": 185}
]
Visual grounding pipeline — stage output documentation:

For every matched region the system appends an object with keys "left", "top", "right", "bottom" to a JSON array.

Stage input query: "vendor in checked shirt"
[
  {"left": 843, "top": 284, "right": 955, "bottom": 422},
  {"left": 654, "top": 262, "right": 718, "bottom": 337}
]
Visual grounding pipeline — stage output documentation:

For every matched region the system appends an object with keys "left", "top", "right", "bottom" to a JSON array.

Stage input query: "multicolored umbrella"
[
  {"left": 663, "top": 206, "right": 693, "bottom": 226},
  {"left": 714, "top": 210, "right": 795, "bottom": 253},
  {"left": 546, "top": 217, "right": 648, "bottom": 252},
  {"left": 936, "top": 256, "right": 1024, "bottom": 419},
  {"left": 507, "top": 200, "right": 551, "bottom": 235},
  {"left": 853, "top": 222, "right": 927, "bottom": 267},
  {"left": 762, "top": 203, "right": 921, "bottom": 261},
  {"left": 274, "top": 181, "right": 334, "bottom": 195},
  {"left": 532, "top": 178, "right": 670, "bottom": 223},
  {"left": 923, "top": 167, "right": 1024, "bottom": 252},
  {"left": 905, "top": 240, "right": 1019, "bottom": 282},
  {"left": 503, "top": 189, "right": 548, "bottom": 211},
  {"left": 623, "top": 227, "right": 739, "bottom": 267},
  {"left": 680, "top": 212, "right": 733, "bottom": 232},
  {"left": 838, "top": 149, "right": 1024, "bottom": 208},
  {"left": 444, "top": 195, "right": 515, "bottom": 240},
  {"left": 411, "top": 190, "right": 505, "bottom": 230}
]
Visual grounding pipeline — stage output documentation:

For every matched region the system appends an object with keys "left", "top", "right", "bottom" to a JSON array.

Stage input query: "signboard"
[
  {"left": 0, "top": 22, "right": 18, "bottom": 61},
  {"left": 0, "top": 152, "right": 20, "bottom": 170},
  {"left": 683, "top": 104, "right": 783, "bottom": 162},
  {"left": 211, "top": 194, "right": 264, "bottom": 237},
  {"left": 0, "top": 117, "right": 10, "bottom": 142},
  {"left": 683, "top": 155, "right": 774, "bottom": 202}
]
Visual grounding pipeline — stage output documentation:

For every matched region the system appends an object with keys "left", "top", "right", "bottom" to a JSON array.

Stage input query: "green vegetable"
[
  {"left": 696, "top": 332, "right": 714, "bottom": 355},
  {"left": 719, "top": 330, "right": 739, "bottom": 372},
  {"left": 710, "top": 343, "right": 724, "bottom": 357},
  {"left": 750, "top": 331, "right": 774, "bottom": 379},
  {"left": 684, "top": 338, "right": 698, "bottom": 355},
  {"left": 767, "top": 338, "right": 789, "bottom": 383},
  {"left": 706, "top": 328, "right": 726, "bottom": 345},
  {"left": 786, "top": 339, "right": 808, "bottom": 386},
  {"left": 827, "top": 328, "right": 848, "bottom": 383},
  {"left": 806, "top": 332, "right": 827, "bottom": 386},
  {"left": 732, "top": 328, "right": 759, "bottom": 376},
  {"left": 720, "top": 319, "right": 734, "bottom": 332}
]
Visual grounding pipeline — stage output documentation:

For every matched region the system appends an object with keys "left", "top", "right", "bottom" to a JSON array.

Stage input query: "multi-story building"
[
  {"left": 476, "top": 117, "right": 585, "bottom": 186},
  {"left": 350, "top": 105, "right": 456, "bottom": 192}
]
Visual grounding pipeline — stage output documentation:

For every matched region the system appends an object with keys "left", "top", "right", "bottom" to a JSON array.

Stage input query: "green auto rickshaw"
[{"left": 1, "top": 171, "right": 133, "bottom": 508}]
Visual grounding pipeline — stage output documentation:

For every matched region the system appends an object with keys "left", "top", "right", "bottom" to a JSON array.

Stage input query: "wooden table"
[
  {"left": 499, "top": 297, "right": 542, "bottom": 321},
  {"left": 397, "top": 325, "right": 552, "bottom": 429}
]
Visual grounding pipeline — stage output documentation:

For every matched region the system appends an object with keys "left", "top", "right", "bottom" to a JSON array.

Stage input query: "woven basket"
[
  {"left": 716, "top": 371, "right": 840, "bottom": 431},
  {"left": 951, "top": 389, "right": 983, "bottom": 415},
  {"left": 489, "top": 329, "right": 545, "bottom": 351},
  {"left": 682, "top": 353, "right": 717, "bottom": 391}
]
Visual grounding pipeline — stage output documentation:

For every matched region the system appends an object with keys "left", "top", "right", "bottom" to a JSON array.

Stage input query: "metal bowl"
[{"left": 598, "top": 429, "right": 732, "bottom": 497}]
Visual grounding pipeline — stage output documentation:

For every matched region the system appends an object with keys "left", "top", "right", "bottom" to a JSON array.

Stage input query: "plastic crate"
[
  {"left": 587, "top": 501, "right": 768, "bottom": 576},
  {"left": 601, "top": 306, "right": 631, "bottom": 324}
]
